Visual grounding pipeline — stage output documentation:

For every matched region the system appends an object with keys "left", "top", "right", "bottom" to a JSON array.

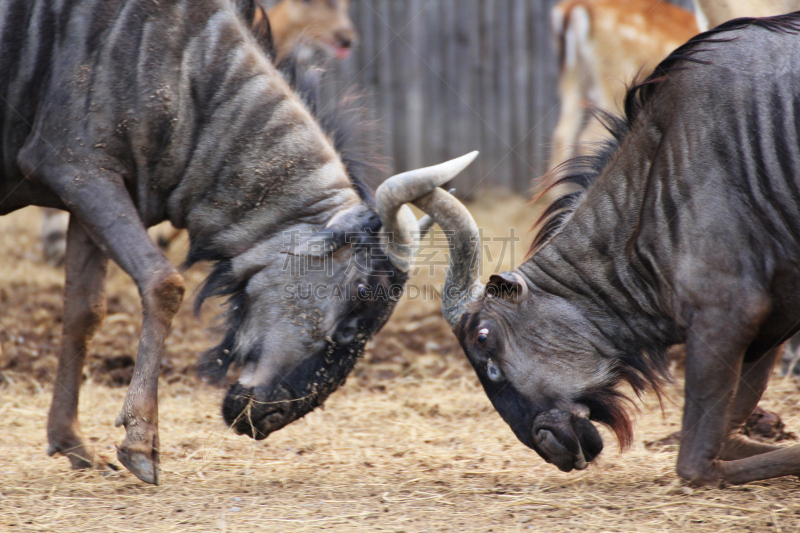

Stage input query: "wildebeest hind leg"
[
  {"left": 30, "top": 164, "right": 186, "bottom": 484},
  {"left": 47, "top": 218, "right": 111, "bottom": 470},
  {"left": 719, "top": 347, "right": 783, "bottom": 461}
]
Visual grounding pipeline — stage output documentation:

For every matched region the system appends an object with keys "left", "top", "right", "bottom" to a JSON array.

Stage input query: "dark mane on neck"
[
  {"left": 529, "top": 12, "right": 800, "bottom": 256},
  {"left": 528, "top": 110, "right": 626, "bottom": 253}
]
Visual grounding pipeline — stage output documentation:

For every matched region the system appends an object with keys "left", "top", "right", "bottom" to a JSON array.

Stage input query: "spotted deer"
[
  {"left": 549, "top": 0, "right": 698, "bottom": 170},
  {"left": 262, "top": 0, "right": 357, "bottom": 62}
]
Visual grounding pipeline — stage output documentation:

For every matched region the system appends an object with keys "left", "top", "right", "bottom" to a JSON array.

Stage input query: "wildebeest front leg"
[
  {"left": 679, "top": 311, "right": 800, "bottom": 486},
  {"left": 677, "top": 314, "right": 744, "bottom": 486},
  {"left": 29, "top": 164, "right": 185, "bottom": 484},
  {"left": 47, "top": 218, "right": 110, "bottom": 469}
]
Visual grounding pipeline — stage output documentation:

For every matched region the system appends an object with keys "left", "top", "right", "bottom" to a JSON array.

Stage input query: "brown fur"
[
  {"left": 693, "top": 0, "right": 800, "bottom": 30},
  {"left": 549, "top": 0, "right": 698, "bottom": 170},
  {"left": 266, "top": 0, "right": 357, "bottom": 61}
]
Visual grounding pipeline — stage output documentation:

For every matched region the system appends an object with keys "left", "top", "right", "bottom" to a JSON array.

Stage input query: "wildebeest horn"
[
  {"left": 411, "top": 187, "right": 484, "bottom": 328},
  {"left": 376, "top": 152, "right": 479, "bottom": 272}
]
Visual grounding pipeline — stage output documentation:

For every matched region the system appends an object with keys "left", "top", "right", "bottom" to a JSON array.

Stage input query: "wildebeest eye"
[
  {"left": 357, "top": 283, "right": 369, "bottom": 300},
  {"left": 486, "top": 358, "right": 502, "bottom": 381},
  {"left": 477, "top": 327, "right": 489, "bottom": 343}
]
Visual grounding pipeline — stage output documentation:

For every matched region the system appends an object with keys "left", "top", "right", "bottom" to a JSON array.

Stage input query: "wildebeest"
[
  {"left": 0, "top": 0, "right": 476, "bottom": 484},
  {"left": 414, "top": 15, "right": 800, "bottom": 486},
  {"left": 39, "top": 0, "right": 359, "bottom": 264}
]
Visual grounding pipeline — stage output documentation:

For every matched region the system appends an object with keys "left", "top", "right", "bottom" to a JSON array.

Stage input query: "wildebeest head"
[
  {"left": 454, "top": 277, "right": 612, "bottom": 472},
  {"left": 202, "top": 153, "right": 478, "bottom": 440},
  {"left": 408, "top": 187, "right": 662, "bottom": 472}
]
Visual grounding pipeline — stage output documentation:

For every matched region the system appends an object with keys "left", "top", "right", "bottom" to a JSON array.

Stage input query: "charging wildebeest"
[
  {"left": 0, "top": 0, "right": 476, "bottom": 484},
  {"left": 412, "top": 14, "right": 800, "bottom": 486}
]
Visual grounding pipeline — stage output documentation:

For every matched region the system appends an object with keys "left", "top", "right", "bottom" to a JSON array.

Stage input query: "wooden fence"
[{"left": 266, "top": 0, "right": 695, "bottom": 197}]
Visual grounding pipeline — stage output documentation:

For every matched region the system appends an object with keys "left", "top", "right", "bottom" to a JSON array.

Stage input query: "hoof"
[
  {"left": 116, "top": 446, "right": 160, "bottom": 485},
  {"left": 47, "top": 440, "right": 116, "bottom": 471}
]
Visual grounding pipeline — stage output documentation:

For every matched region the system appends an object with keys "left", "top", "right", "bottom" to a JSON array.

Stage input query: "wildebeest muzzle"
[
  {"left": 531, "top": 409, "right": 604, "bottom": 472},
  {"left": 222, "top": 382, "right": 297, "bottom": 440}
]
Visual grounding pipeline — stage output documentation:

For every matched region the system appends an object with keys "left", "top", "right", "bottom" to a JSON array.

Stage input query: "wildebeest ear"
[
  {"left": 234, "top": 0, "right": 275, "bottom": 59},
  {"left": 486, "top": 271, "right": 528, "bottom": 303},
  {"left": 251, "top": 3, "right": 276, "bottom": 61}
]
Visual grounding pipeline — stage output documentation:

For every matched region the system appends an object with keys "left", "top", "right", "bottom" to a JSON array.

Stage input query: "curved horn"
[
  {"left": 412, "top": 187, "right": 484, "bottom": 329},
  {"left": 376, "top": 152, "right": 479, "bottom": 272}
]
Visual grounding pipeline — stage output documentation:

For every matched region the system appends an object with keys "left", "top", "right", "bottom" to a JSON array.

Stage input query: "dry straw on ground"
[{"left": 2, "top": 198, "right": 800, "bottom": 532}]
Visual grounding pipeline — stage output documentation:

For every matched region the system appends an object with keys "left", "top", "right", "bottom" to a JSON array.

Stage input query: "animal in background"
[
  {"left": 417, "top": 14, "right": 800, "bottom": 486},
  {"left": 549, "top": 0, "right": 698, "bottom": 171},
  {"left": 39, "top": 0, "right": 359, "bottom": 265},
  {"left": 3, "top": 0, "right": 474, "bottom": 484},
  {"left": 261, "top": 0, "right": 357, "bottom": 62},
  {"left": 693, "top": 0, "right": 800, "bottom": 30}
]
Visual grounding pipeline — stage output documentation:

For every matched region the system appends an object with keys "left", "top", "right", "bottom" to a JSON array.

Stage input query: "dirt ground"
[{"left": 2, "top": 197, "right": 800, "bottom": 533}]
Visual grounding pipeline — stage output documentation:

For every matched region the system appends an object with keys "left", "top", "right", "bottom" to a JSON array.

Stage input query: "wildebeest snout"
[
  {"left": 531, "top": 409, "right": 604, "bottom": 472},
  {"left": 222, "top": 383, "right": 293, "bottom": 440}
]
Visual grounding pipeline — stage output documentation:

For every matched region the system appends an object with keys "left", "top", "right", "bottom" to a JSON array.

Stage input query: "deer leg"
[
  {"left": 47, "top": 217, "right": 109, "bottom": 469},
  {"left": 39, "top": 207, "right": 69, "bottom": 265},
  {"left": 719, "top": 347, "right": 783, "bottom": 461},
  {"left": 30, "top": 164, "right": 185, "bottom": 485}
]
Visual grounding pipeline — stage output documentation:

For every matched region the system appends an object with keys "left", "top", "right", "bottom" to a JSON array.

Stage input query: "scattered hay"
[
  {"left": 2, "top": 200, "right": 800, "bottom": 532},
  {"left": 2, "top": 377, "right": 800, "bottom": 532}
]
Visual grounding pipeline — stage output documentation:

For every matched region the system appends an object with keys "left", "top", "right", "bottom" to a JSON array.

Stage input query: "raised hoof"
[{"left": 116, "top": 446, "right": 160, "bottom": 485}]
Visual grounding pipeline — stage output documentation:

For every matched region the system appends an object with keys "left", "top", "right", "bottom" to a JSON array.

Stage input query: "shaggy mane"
[{"left": 529, "top": 12, "right": 800, "bottom": 256}]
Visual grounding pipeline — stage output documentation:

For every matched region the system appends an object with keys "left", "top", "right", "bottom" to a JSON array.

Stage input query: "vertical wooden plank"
[
  {"left": 475, "top": 0, "right": 486, "bottom": 193},
  {"left": 531, "top": 0, "right": 555, "bottom": 180},
  {"left": 376, "top": 0, "right": 395, "bottom": 174},
  {"left": 496, "top": 0, "right": 513, "bottom": 191},
  {"left": 540, "top": 0, "right": 562, "bottom": 179},
  {"left": 357, "top": 0, "right": 378, "bottom": 122},
  {"left": 511, "top": 0, "right": 531, "bottom": 195},
  {"left": 452, "top": 0, "right": 467, "bottom": 190},
  {"left": 442, "top": 0, "right": 458, "bottom": 165},
  {"left": 455, "top": 0, "right": 479, "bottom": 195},
  {"left": 406, "top": 0, "right": 424, "bottom": 170},
  {"left": 352, "top": 0, "right": 385, "bottom": 187},
  {"left": 390, "top": 0, "right": 407, "bottom": 172},
  {"left": 425, "top": 0, "right": 445, "bottom": 167}
]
